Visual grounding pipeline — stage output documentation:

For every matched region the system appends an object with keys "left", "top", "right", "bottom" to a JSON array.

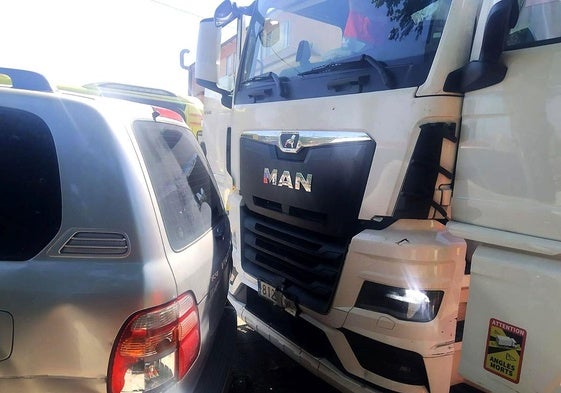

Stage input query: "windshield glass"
[{"left": 237, "top": 0, "right": 451, "bottom": 103}]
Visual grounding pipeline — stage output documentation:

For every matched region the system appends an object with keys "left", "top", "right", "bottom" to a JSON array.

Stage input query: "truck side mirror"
[
  {"left": 444, "top": 0, "right": 518, "bottom": 93},
  {"left": 215, "top": 0, "right": 255, "bottom": 27},
  {"left": 195, "top": 19, "right": 221, "bottom": 85},
  {"left": 215, "top": 0, "right": 237, "bottom": 27},
  {"left": 195, "top": 18, "right": 233, "bottom": 107}
]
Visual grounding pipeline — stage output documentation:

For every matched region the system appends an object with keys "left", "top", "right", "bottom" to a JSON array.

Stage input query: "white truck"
[{"left": 195, "top": 1, "right": 561, "bottom": 392}]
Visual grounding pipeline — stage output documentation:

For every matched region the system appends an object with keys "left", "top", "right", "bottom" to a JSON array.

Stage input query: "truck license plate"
[{"left": 258, "top": 280, "right": 298, "bottom": 316}]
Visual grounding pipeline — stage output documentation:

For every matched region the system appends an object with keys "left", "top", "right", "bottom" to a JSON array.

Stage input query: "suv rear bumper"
[{"left": 192, "top": 302, "right": 237, "bottom": 393}]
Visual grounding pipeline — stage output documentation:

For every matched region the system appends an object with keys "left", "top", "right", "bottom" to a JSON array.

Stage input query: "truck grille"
[
  {"left": 241, "top": 207, "right": 348, "bottom": 314},
  {"left": 239, "top": 131, "right": 375, "bottom": 313},
  {"left": 239, "top": 131, "right": 375, "bottom": 237}
]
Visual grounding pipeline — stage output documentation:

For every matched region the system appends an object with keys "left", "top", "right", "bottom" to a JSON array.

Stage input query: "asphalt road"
[{"left": 228, "top": 322, "right": 341, "bottom": 393}]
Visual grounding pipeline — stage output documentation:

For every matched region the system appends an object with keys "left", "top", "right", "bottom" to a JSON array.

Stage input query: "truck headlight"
[{"left": 355, "top": 282, "right": 444, "bottom": 322}]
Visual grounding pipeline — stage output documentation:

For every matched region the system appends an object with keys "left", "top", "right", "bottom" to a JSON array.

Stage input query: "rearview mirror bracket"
[{"left": 444, "top": 0, "right": 518, "bottom": 93}]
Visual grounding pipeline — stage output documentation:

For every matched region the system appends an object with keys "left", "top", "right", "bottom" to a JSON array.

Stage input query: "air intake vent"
[
  {"left": 59, "top": 232, "right": 129, "bottom": 256},
  {"left": 394, "top": 122, "right": 457, "bottom": 220},
  {"left": 241, "top": 207, "right": 348, "bottom": 314}
]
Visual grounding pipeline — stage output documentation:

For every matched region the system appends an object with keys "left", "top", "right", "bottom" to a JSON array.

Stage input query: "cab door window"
[{"left": 506, "top": 0, "right": 561, "bottom": 49}]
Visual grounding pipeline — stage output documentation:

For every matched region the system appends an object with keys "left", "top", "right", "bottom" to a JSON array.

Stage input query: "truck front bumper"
[{"left": 228, "top": 292, "right": 387, "bottom": 393}]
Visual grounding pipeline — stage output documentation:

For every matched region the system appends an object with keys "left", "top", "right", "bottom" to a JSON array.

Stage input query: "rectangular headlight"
[{"left": 355, "top": 281, "right": 444, "bottom": 322}]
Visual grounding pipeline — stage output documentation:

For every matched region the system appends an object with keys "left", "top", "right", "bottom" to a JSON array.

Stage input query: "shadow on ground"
[{"left": 228, "top": 323, "right": 341, "bottom": 393}]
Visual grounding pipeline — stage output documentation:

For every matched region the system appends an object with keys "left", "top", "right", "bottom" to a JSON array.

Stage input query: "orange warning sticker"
[{"left": 484, "top": 318, "right": 526, "bottom": 383}]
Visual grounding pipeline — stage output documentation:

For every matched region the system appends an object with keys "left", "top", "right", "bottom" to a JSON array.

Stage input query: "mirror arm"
[
  {"left": 195, "top": 79, "right": 233, "bottom": 108},
  {"left": 443, "top": 61, "right": 507, "bottom": 93},
  {"left": 237, "top": 3, "right": 256, "bottom": 16},
  {"left": 443, "top": 0, "right": 518, "bottom": 93},
  {"left": 215, "top": 1, "right": 255, "bottom": 27}
]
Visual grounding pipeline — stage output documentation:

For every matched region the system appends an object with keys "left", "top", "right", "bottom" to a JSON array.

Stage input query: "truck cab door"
[
  {"left": 452, "top": 0, "right": 561, "bottom": 241},
  {"left": 196, "top": 6, "right": 251, "bottom": 208},
  {"left": 450, "top": 1, "right": 561, "bottom": 391}
]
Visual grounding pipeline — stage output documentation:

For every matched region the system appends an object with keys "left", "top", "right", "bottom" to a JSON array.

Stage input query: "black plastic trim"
[
  {"left": 246, "top": 290, "right": 337, "bottom": 358},
  {"left": 342, "top": 328, "right": 429, "bottom": 387},
  {"left": 241, "top": 208, "right": 348, "bottom": 314},
  {"left": 506, "top": 35, "right": 561, "bottom": 51},
  {"left": 444, "top": 0, "right": 518, "bottom": 93},
  {"left": 480, "top": 0, "right": 516, "bottom": 63},
  {"left": 455, "top": 320, "right": 465, "bottom": 343},
  {"left": 226, "top": 126, "right": 232, "bottom": 177},
  {"left": 444, "top": 61, "right": 507, "bottom": 93},
  {"left": 393, "top": 123, "right": 456, "bottom": 219},
  {"left": 244, "top": 289, "right": 414, "bottom": 392}
]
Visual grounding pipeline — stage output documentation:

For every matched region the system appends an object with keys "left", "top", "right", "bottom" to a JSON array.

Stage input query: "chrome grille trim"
[{"left": 241, "top": 131, "right": 372, "bottom": 154}]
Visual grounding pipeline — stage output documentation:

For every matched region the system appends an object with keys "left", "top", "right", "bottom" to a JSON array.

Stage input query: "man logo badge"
[
  {"left": 263, "top": 168, "right": 312, "bottom": 192},
  {"left": 279, "top": 132, "right": 300, "bottom": 153}
]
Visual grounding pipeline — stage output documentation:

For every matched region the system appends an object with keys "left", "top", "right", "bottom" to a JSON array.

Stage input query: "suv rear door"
[{"left": 132, "top": 117, "right": 232, "bottom": 374}]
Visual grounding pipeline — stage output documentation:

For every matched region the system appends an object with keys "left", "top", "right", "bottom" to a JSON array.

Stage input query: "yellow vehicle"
[
  {"left": 58, "top": 82, "right": 204, "bottom": 141},
  {"left": 0, "top": 73, "right": 11, "bottom": 86}
]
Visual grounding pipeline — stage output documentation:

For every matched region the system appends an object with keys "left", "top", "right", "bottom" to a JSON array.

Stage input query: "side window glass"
[
  {"left": 134, "top": 121, "right": 224, "bottom": 251},
  {"left": 0, "top": 108, "right": 62, "bottom": 261},
  {"left": 506, "top": 0, "right": 561, "bottom": 50}
]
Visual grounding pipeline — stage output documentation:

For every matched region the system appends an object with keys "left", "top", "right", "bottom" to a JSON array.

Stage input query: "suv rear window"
[
  {"left": 0, "top": 107, "right": 62, "bottom": 261},
  {"left": 134, "top": 121, "right": 224, "bottom": 251}
]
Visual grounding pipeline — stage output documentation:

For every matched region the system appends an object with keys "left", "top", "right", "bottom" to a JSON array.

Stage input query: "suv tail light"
[{"left": 109, "top": 292, "right": 200, "bottom": 393}]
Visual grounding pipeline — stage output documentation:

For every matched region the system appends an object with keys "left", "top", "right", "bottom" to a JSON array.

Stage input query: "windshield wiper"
[
  {"left": 240, "top": 72, "right": 285, "bottom": 101},
  {"left": 298, "top": 54, "right": 393, "bottom": 89}
]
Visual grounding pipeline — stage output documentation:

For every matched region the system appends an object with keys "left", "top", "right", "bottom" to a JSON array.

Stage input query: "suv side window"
[
  {"left": 0, "top": 107, "right": 62, "bottom": 261},
  {"left": 506, "top": 0, "right": 561, "bottom": 50},
  {"left": 134, "top": 121, "right": 224, "bottom": 251}
]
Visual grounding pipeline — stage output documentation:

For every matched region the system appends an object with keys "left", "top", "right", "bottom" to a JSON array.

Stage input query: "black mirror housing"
[
  {"left": 444, "top": 0, "right": 519, "bottom": 93},
  {"left": 444, "top": 61, "right": 507, "bottom": 93},
  {"left": 215, "top": 0, "right": 236, "bottom": 27},
  {"left": 215, "top": 0, "right": 255, "bottom": 27}
]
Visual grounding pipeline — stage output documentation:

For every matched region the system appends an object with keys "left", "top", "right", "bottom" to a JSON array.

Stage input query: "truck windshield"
[{"left": 237, "top": 0, "right": 451, "bottom": 104}]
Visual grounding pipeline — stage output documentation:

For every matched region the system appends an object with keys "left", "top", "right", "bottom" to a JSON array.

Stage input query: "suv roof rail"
[
  {"left": 0, "top": 67, "right": 53, "bottom": 92},
  {"left": 85, "top": 82, "right": 178, "bottom": 98}
]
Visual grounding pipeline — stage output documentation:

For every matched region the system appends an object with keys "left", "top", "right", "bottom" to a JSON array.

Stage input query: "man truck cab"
[{"left": 196, "top": 1, "right": 561, "bottom": 392}]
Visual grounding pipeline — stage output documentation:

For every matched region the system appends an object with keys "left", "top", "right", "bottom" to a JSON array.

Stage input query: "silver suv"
[{"left": 0, "top": 67, "right": 235, "bottom": 393}]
